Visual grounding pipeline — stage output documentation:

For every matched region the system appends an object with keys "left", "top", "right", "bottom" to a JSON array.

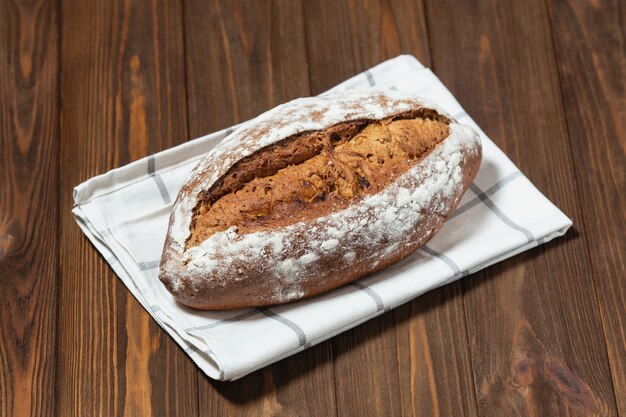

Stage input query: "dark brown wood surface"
[
  {"left": 427, "top": 1, "right": 620, "bottom": 416},
  {"left": 0, "top": 1, "right": 59, "bottom": 416},
  {"left": 1, "top": 0, "right": 624, "bottom": 416},
  {"left": 56, "top": 0, "right": 196, "bottom": 416}
]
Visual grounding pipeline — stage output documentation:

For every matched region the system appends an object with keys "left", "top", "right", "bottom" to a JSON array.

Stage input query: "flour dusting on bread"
[{"left": 159, "top": 90, "right": 481, "bottom": 309}]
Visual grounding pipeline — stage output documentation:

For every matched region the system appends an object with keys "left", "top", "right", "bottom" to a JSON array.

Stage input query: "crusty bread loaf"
[{"left": 159, "top": 91, "right": 481, "bottom": 310}]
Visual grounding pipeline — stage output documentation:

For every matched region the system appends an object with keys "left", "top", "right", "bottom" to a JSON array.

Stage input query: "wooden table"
[{"left": 1, "top": 0, "right": 624, "bottom": 415}]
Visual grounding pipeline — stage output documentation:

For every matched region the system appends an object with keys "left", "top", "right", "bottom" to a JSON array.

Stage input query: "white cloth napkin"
[{"left": 72, "top": 55, "right": 572, "bottom": 381}]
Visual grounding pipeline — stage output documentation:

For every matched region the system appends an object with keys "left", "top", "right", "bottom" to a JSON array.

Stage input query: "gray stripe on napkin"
[
  {"left": 125, "top": 274, "right": 144, "bottom": 300},
  {"left": 185, "top": 309, "right": 261, "bottom": 332},
  {"left": 422, "top": 245, "right": 464, "bottom": 279},
  {"left": 183, "top": 343, "right": 216, "bottom": 358},
  {"left": 351, "top": 282, "right": 384, "bottom": 312},
  {"left": 470, "top": 183, "right": 534, "bottom": 243},
  {"left": 148, "top": 156, "right": 172, "bottom": 205},
  {"left": 451, "top": 171, "right": 522, "bottom": 220},
  {"left": 469, "top": 245, "right": 525, "bottom": 274},
  {"left": 365, "top": 70, "right": 376, "bottom": 86},
  {"left": 258, "top": 308, "right": 307, "bottom": 347},
  {"left": 138, "top": 259, "right": 160, "bottom": 271}
]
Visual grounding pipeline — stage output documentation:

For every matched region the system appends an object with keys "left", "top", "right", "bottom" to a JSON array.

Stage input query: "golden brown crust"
[
  {"left": 174, "top": 148, "right": 480, "bottom": 310},
  {"left": 187, "top": 113, "right": 451, "bottom": 247},
  {"left": 158, "top": 91, "right": 482, "bottom": 310}
]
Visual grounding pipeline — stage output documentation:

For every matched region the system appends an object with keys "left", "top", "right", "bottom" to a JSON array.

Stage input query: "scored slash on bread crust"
[
  {"left": 188, "top": 111, "right": 451, "bottom": 246},
  {"left": 159, "top": 91, "right": 482, "bottom": 310}
]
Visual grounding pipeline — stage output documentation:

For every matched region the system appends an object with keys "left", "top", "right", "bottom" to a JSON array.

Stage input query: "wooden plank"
[
  {"left": 0, "top": 1, "right": 59, "bottom": 416},
  {"left": 546, "top": 0, "right": 626, "bottom": 413},
  {"left": 425, "top": 0, "right": 620, "bottom": 415},
  {"left": 393, "top": 286, "right": 481, "bottom": 417},
  {"left": 183, "top": 0, "right": 337, "bottom": 414},
  {"left": 304, "top": 0, "right": 431, "bottom": 92},
  {"left": 303, "top": 1, "right": 479, "bottom": 415},
  {"left": 57, "top": 0, "right": 197, "bottom": 416},
  {"left": 184, "top": 0, "right": 312, "bottom": 128}
]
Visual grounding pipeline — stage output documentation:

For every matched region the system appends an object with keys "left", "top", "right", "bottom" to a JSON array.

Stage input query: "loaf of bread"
[{"left": 159, "top": 91, "right": 481, "bottom": 310}]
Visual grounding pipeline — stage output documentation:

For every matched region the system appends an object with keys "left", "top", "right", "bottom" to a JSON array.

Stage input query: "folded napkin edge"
[{"left": 72, "top": 204, "right": 233, "bottom": 380}]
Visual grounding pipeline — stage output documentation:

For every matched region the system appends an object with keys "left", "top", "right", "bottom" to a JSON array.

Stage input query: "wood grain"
[
  {"left": 1, "top": 0, "right": 624, "bottom": 415},
  {"left": 57, "top": 0, "right": 196, "bottom": 416},
  {"left": 303, "top": 0, "right": 478, "bottom": 415},
  {"left": 0, "top": 0, "right": 59, "bottom": 416},
  {"left": 182, "top": 0, "right": 337, "bottom": 415},
  {"left": 394, "top": 286, "right": 480, "bottom": 417},
  {"left": 304, "top": 0, "right": 431, "bottom": 92},
  {"left": 546, "top": 0, "right": 626, "bottom": 413},
  {"left": 425, "top": 0, "right": 620, "bottom": 415},
  {"left": 184, "top": 0, "right": 312, "bottom": 129}
]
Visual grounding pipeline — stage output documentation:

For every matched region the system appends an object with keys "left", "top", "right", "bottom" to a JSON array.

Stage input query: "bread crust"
[{"left": 159, "top": 91, "right": 482, "bottom": 310}]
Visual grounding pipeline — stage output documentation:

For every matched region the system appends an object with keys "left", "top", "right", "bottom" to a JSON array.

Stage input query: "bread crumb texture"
[{"left": 188, "top": 111, "right": 450, "bottom": 248}]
